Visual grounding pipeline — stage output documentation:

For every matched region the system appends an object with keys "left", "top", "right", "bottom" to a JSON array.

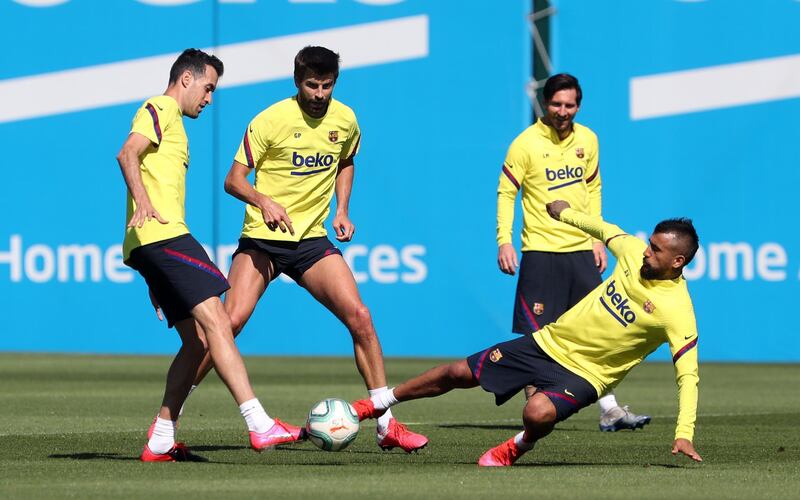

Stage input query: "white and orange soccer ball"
[{"left": 305, "top": 398, "right": 360, "bottom": 451}]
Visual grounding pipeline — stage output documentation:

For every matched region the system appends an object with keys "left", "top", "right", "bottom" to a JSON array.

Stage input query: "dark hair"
[
  {"left": 294, "top": 46, "right": 340, "bottom": 82},
  {"left": 654, "top": 218, "right": 700, "bottom": 265},
  {"left": 542, "top": 73, "right": 582, "bottom": 105},
  {"left": 168, "top": 48, "right": 224, "bottom": 85}
]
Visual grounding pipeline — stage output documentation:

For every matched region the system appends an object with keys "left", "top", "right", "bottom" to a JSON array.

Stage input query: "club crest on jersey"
[
  {"left": 643, "top": 300, "right": 656, "bottom": 314},
  {"left": 489, "top": 349, "right": 503, "bottom": 363},
  {"left": 294, "top": 132, "right": 302, "bottom": 138},
  {"left": 575, "top": 148, "right": 585, "bottom": 159},
  {"left": 533, "top": 303, "right": 544, "bottom": 315},
  {"left": 328, "top": 130, "right": 338, "bottom": 142}
]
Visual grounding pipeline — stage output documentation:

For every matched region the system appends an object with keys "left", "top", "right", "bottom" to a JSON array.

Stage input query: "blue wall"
[
  {"left": 0, "top": 0, "right": 531, "bottom": 357},
  {"left": 552, "top": 0, "right": 800, "bottom": 361},
  {"left": 1, "top": 0, "right": 798, "bottom": 361}
]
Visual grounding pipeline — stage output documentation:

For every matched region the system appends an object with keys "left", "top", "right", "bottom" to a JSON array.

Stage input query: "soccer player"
[
  {"left": 191, "top": 46, "right": 427, "bottom": 453},
  {"left": 353, "top": 201, "right": 702, "bottom": 466},
  {"left": 117, "top": 49, "right": 302, "bottom": 462},
  {"left": 496, "top": 73, "right": 650, "bottom": 431}
]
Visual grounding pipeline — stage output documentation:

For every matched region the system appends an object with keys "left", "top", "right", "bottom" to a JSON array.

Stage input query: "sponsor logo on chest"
[{"left": 599, "top": 280, "right": 637, "bottom": 327}]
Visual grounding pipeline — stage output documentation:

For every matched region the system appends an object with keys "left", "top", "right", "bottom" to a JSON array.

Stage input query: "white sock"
[
  {"left": 513, "top": 431, "right": 534, "bottom": 451},
  {"left": 148, "top": 417, "right": 176, "bottom": 454},
  {"left": 598, "top": 393, "right": 619, "bottom": 414},
  {"left": 369, "top": 387, "right": 395, "bottom": 433},
  {"left": 239, "top": 398, "right": 274, "bottom": 433},
  {"left": 178, "top": 385, "right": 197, "bottom": 418}
]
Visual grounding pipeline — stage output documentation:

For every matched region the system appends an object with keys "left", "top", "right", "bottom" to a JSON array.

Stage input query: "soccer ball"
[{"left": 305, "top": 398, "right": 360, "bottom": 451}]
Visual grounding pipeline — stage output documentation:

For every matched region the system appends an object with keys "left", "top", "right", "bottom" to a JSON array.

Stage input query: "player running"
[
  {"left": 190, "top": 46, "right": 427, "bottom": 453},
  {"left": 117, "top": 49, "right": 301, "bottom": 462},
  {"left": 353, "top": 201, "right": 702, "bottom": 466}
]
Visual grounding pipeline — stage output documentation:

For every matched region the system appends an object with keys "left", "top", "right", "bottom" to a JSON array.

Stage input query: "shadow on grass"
[{"left": 49, "top": 452, "right": 139, "bottom": 461}]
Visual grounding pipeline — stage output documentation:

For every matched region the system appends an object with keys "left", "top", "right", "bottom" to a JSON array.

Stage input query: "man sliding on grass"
[{"left": 352, "top": 201, "right": 703, "bottom": 466}]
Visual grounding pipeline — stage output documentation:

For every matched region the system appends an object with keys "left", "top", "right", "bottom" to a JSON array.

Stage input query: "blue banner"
[
  {"left": 0, "top": 0, "right": 531, "bottom": 356},
  {"left": 552, "top": 0, "right": 800, "bottom": 361}
]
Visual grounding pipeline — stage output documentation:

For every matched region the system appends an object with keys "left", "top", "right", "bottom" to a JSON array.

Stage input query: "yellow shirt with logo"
[
  {"left": 233, "top": 97, "right": 361, "bottom": 241},
  {"left": 533, "top": 208, "right": 699, "bottom": 441},
  {"left": 123, "top": 95, "right": 190, "bottom": 261},
  {"left": 497, "top": 119, "right": 601, "bottom": 252}
]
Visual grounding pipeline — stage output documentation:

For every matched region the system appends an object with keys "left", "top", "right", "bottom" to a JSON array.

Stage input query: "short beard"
[{"left": 640, "top": 264, "right": 660, "bottom": 280}]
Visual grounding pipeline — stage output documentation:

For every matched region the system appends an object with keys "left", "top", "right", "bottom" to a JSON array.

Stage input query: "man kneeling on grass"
[{"left": 352, "top": 200, "right": 703, "bottom": 466}]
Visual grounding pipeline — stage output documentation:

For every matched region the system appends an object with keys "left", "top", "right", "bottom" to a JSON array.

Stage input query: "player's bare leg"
[
  {"left": 190, "top": 250, "right": 274, "bottom": 386},
  {"left": 393, "top": 360, "right": 478, "bottom": 400},
  {"left": 299, "top": 254, "right": 386, "bottom": 389},
  {"left": 158, "top": 319, "right": 209, "bottom": 420},
  {"left": 301, "top": 253, "right": 428, "bottom": 451},
  {"left": 189, "top": 296, "right": 256, "bottom": 404},
  {"left": 478, "top": 392, "right": 555, "bottom": 467}
]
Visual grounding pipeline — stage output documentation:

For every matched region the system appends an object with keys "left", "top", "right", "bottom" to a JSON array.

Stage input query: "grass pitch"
[{"left": 0, "top": 354, "right": 798, "bottom": 499}]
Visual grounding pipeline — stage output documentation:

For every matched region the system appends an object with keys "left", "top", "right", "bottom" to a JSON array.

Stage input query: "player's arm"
[
  {"left": 585, "top": 140, "right": 607, "bottom": 272},
  {"left": 496, "top": 140, "right": 526, "bottom": 275},
  {"left": 546, "top": 201, "right": 629, "bottom": 257},
  {"left": 668, "top": 318, "right": 702, "bottom": 462},
  {"left": 224, "top": 160, "right": 294, "bottom": 235},
  {"left": 116, "top": 132, "right": 168, "bottom": 228},
  {"left": 332, "top": 157, "right": 355, "bottom": 242}
]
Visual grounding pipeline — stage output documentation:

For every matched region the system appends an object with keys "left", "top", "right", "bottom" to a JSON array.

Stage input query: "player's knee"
[
  {"left": 445, "top": 361, "right": 474, "bottom": 385},
  {"left": 227, "top": 311, "right": 247, "bottom": 336},
  {"left": 523, "top": 398, "right": 557, "bottom": 426},
  {"left": 347, "top": 304, "right": 374, "bottom": 335}
]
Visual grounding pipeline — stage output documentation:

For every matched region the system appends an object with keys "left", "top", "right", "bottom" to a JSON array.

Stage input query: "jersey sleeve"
[
  {"left": 496, "top": 136, "right": 527, "bottom": 246},
  {"left": 584, "top": 134, "right": 602, "bottom": 241},
  {"left": 234, "top": 117, "right": 270, "bottom": 169},
  {"left": 666, "top": 308, "right": 699, "bottom": 441},
  {"left": 340, "top": 119, "right": 361, "bottom": 161},
  {"left": 130, "top": 102, "right": 164, "bottom": 146}
]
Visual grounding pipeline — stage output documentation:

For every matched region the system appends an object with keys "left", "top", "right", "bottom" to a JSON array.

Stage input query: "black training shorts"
[
  {"left": 512, "top": 250, "right": 601, "bottom": 334},
  {"left": 233, "top": 236, "right": 341, "bottom": 282},
  {"left": 466, "top": 335, "right": 598, "bottom": 422},
  {"left": 127, "top": 234, "right": 230, "bottom": 327}
]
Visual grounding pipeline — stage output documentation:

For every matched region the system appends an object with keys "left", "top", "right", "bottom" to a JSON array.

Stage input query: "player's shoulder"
[
  {"left": 328, "top": 98, "right": 358, "bottom": 124},
  {"left": 572, "top": 122, "right": 599, "bottom": 144},
  {"left": 143, "top": 95, "right": 180, "bottom": 115}
]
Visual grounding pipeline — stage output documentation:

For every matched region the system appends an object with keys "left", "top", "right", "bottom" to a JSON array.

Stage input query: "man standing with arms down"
[
  {"left": 192, "top": 46, "right": 427, "bottom": 452},
  {"left": 496, "top": 73, "right": 650, "bottom": 431},
  {"left": 353, "top": 201, "right": 702, "bottom": 466},
  {"left": 117, "top": 49, "right": 301, "bottom": 462}
]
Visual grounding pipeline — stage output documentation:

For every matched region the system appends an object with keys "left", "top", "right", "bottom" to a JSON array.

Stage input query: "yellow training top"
[
  {"left": 497, "top": 119, "right": 601, "bottom": 252},
  {"left": 533, "top": 208, "right": 699, "bottom": 441},
  {"left": 123, "top": 95, "right": 190, "bottom": 261},
  {"left": 233, "top": 97, "right": 361, "bottom": 241}
]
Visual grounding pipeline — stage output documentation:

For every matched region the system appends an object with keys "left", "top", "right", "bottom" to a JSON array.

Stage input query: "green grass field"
[{"left": 0, "top": 354, "right": 798, "bottom": 499}]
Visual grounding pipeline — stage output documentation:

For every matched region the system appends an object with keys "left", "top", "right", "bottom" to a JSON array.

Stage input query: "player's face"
[
  {"left": 184, "top": 65, "right": 219, "bottom": 119},
  {"left": 296, "top": 72, "right": 335, "bottom": 118},
  {"left": 543, "top": 88, "right": 579, "bottom": 138},
  {"left": 641, "top": 232, "right": 684, "bottom": 280}
]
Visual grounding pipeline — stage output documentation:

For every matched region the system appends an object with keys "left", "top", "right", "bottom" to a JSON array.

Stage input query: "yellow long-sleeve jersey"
[
  {"left": 497, "top": 119, "right": 601, "bottom": 252},
  {"left": 533, "top": 208, "right": 699, "bottom": 441}
]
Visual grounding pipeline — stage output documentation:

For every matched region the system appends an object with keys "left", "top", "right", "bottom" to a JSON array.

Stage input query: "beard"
[{"left": 640, "top": 262, "right": 660, "bottom": 280}]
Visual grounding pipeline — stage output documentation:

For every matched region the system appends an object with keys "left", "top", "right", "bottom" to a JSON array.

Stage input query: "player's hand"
[
  {"left": 333, "top": 212, "right": 355, "bottom": 242},
  {"left": 672, "top": 438, "right": 702, "bottom": 462},
  {"left": 259, "top": 196, "right": 295, "bottom": 236},
  {"left": 546, "top": 200, "right": 570, "bottom": 220},
  {"left": 497, "top": 243, "right": 519, "bottom": 275},
  {"left": 128, "top": 197, "right": 168, "bottom": 228},
  {"left": 148, "top": 288, "right": 163, "bottom": 321},
  {"left": 592, "top": 241, "right": 608, "bottom": 273}
]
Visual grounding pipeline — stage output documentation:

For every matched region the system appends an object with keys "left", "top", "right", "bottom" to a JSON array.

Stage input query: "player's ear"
[
  {"left": 181, "top": 70, "right": 193, "bottom": 88},
  {"left": 672, "top": 254, "right": 686, "bottom": 269}
]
